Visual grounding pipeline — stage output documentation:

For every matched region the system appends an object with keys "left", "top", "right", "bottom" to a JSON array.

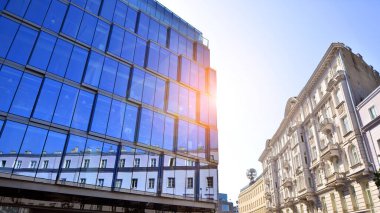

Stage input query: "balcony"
[
  {"left": 318, "top": 118, "right": 334, "bottom": 134},
  {"left": 321, "top": 143, "right": 339, "bottom": 161},
  {"left": 283, "top": 160, "right": 290, "bottom": 170},
  {"left": 282, "top": 177, "right": 293, "bottom": 188},
  {"left": 326, "top": 172, "right": 346, "bottom": 188},
  {"left": 265, "top": 192, "right": 272, "bottom": 200},
  {"left": 284, "top": 197, "right": 294, "bottom": 207}
]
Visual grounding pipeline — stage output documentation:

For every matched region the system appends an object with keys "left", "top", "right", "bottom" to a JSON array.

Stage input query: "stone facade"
[
  {"left": 259, "top": 43, "right": 380, "bottom": 213},
  {"left": 239, "top": 175, "right": 266, "bottom": 213}
]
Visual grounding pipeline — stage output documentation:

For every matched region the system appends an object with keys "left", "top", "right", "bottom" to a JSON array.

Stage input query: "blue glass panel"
[
  {"left": 5, "top": 0, "right": 30, "bottom": 17},
  {"left": 106, "top": 100, "right": 126, "bottom": 138},
  {"left": 90, "top": 95, "right": 111, "bottom": 134},
  {"left": 99, "top": 0, "right": 116, "bottom": 21},
  {"left": 0, "top": 121, "right": 3, "bottom": 130},
  {"left": 24, "top": 0, "right": 51, "bottom": 25},
  {"left": 204, "top": 47, "right": 210, "bottom": 68},
  {"left": 65, "top": 46, "right": 88, "bottom": 83},
  {"left": 158, "top": 24, "right": 167, "bottom": 47},
  {"left": 148, "top": 19, "right": 159, "bottom": 42},
  {"left": 198, "top": 67, "right": 206, "bottom": 92},
  {"left": 177, "top": 120, "right": 188, "bottom": 153},
  {"left": 179, "top": 57, "right": 190, "bottom": 85},
  {"left": 121, "top": 30, "right": 136, "bottom": 62},
  {"left": 33, "top": 78, "right": 62, "bottom": 122},
  {"left": 108, "top": 25, "right": 124, "bottom": 56},
  {"left": 36, "top": 131, "right": 66, "bottom": 180},
  {"left": 7, "top": 25, "right": 38, "bottom": 65},
  {"left": 122, "top": 104, "right": 138, "bottom": 141},
  {"left": 209, "top": 96, "right": 217, "bottom": 126},
  {"left": 0, "top": 121, "right": 27, "bottom": 174},
  {"left": 138, "top": 108, "right": 153, "bottom": 145},
  {"left": 0, "top": 17, "right": 19, "bottom": 58},
  {"left": 169, "top": 29, "right": 178, "bottom": 53},
  {"left": 52, "top": 84, "right": 79, "bottom": 126},
  {"left": 85, "top": 0, "right": 101, "bottom": 14},
  {"left": 189, "top": 62, "right": 199, "bottom": 89},
  {"left": 188, "top": 90, "right": 196, "bottom": 120},
  {"left": 188, "top": 123, "right": 197, "bottom": 157},
  {"left": 71, "top": 0, "right": 86, "bottom": 7},
  {"left": 60, "top": 134, "right": 86, "bottom": 183},
  {"left": 142, "top": 73, "right": 156, "bottom": 106},
  {"left": 47, "top": 39, "right": 73, "bottom": 77},
  {"left": 77, "top": 13, "right": 97, "bottom": 45},
  {"left": 133, "top": 38, "right": 146, "bottom": 67},
  {"left": 154, "top": 78, "right": 166, "bottom": 110},
  {"left": 14, "top": 126, "right": 48, "bottom": 177},
  {"left": 150, "top": 112, "right": 164, "bottom": 148},
  {"left": 196, "top": 43, "right": 204, "bottom": 65},
  {"left": 178, "top": 35, "right": 186, "bottom": 56},
  {"left": 0, "top": 0, "right": 6, "bottom": 10},
  {"left": 198, "top": 126, "right": 206, "bottom": 158},
  {"left": 125, "top": 6, "right": 137, "bottom": 31},
  {"left": 92, "top": 20, "right": 110, "bottom": 51},
  {"left": 136, "top": 12, "right": 149, "bottom": 39},
  {"left": 210, "top": 129, "right": 218, "bottom": 161},
  {"left": 114, "top": 63, "right": 130, "bottom": 97},
  {"left": 187, "top": 39, "right": 194, "bottom": 59},
  {"left": 10, "top": 73, "right": 42, "bottom": 117},
  {"left": 163, "top": 116, "right": 174, "bottom": 151},
  {"left": 71, "top": 90, "right": 94, "bottom": 131},
  {"left": 83, "top": 51, "right": 105, "bottom": 87},
  {"left": 113, "top": 1, "right": 127, "bottom": 26},
  {"left": 167, "top": 82, "right": 178, "bottom": 114},
  {"left": 208, "top": 69, "right": 217, "bottom": 96},
  {"left": 146, "top": 42, "right": 159, "bottom": 72},
  {"left": 29, "top": 32, "right": 57, "bottom": 70},
  {"left": 0, "top": 66, "right": 22, "bottom": 113},
  {"left": 157, "top": 48, "right": 169, "bottom": 77},
  {"left": 43, "top": 0, "right": 67, "bottom": 33},
  {"left": 168, "top": 53, "right": 178, "bottom": 80},
  {"left": 99, "top": 57, "right": 118, "bottom": 93},
  {"left": 129, "top": 68, "right": 145, "bottom": 102},
  {"left": 61, "top": 6, "right": 83, "bottom": 38},
  {"left": 178, "top": 86, "right": 188, "bottom": 117},
  {"left": 199, "top": 94, "right": 209, "bottom": 124}
]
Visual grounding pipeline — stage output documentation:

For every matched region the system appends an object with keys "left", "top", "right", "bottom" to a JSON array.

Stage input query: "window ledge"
[
  {"left": 350, "top": 162, "right": 362, "bottom": 169},
  {"left": 335, "top": 100, "right": 345, "bottom": 109},
  {"left": 343, "top": 130, "right": 353, "bottom": 138}
]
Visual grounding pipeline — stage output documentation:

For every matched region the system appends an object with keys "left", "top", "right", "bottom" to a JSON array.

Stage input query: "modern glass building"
[{"left": 0, "top": 0, "right": 218, "bottom": 212}]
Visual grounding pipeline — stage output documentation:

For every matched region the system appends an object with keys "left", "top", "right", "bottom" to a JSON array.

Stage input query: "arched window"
[{"left": 349, "top": 145, "right": 360, "bottom": 165}]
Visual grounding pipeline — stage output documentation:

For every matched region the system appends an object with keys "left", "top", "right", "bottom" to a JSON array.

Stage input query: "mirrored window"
[
  {"left": 43, "top": 0, "right": 67, "bottom": 33},
  {"left": 0, "top": 66, "right": 22, "bottom": 113}
]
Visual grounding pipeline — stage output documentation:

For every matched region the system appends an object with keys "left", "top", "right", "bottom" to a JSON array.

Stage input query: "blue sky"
[{"left": 159, "top": 0, "right": 380, "bottom": 203}]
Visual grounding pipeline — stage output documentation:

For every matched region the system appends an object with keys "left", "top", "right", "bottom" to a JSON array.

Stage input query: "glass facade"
[{"left": 0, "top": 0, "right": 217, "bottom": 204}]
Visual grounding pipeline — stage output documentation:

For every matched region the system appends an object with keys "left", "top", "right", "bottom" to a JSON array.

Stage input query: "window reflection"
[{"left": 116, "top": 146, "right": 135, "bottom": 191}]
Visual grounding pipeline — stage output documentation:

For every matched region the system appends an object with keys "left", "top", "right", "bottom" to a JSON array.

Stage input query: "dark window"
[
  {"left": 43, "top": 0, "right": 67, "bottom": 33},
  {"left": 106, "top": 100, "right": 126, "bottom": 138},
  {"left": 65, "top": 46, "right": 88, "bottom": 83},
  {"left": 29, "top": 32, "right": 57, "bottom": 70},
  {"left": 99, "top": 57, "right": 118, "bottom": 93},
  {"left": 114, "top": 63, "right": 131, "bottom": 97},
  {"left": 77, "top": 13, "right": 97, "bottom": 45},
  {"left": 0, "top": 66, "right": 22, "bottom": 113},
  {"left": 90, "top": 95, "right": 111, "bottom": 134},
  {"left": 207, "top": 177, "right": 213, "bottom": 188},
  {"left": 33, "top": 78, "right": 62, "bottom": 122},
  {"left": 83, "top": 51, "right": 105, "bottom": 87},
  {"left": 129, "top": 68, "right": 145, "bottom": 102},
  {"left": 133, "top": 38, "right": 147, "bottom": 67},
  {"left": 122, "top": 104, "right": 138, "bottom": 141},
  {"left": 24, "top": 0, "right": 51, "bottom": 26},
  {"left": 47, "top": 39, "right": 73, "bottom": 77},
  {"left": 5, "top": 0, "right": 31, "bottom": 17},
  {"left": 138, "top": 108, "right": 153, "bottom": 145},
  {"left": 136, "top": 12, "right": 149, "bottom": 39},
  {"left": 146, "top": 42, "right": 160, "bottom": 72},
  {"left": 52, "top": 84, "right": 79, "bottom": 126},
  {"left": 108, "top": 25, "right": 124, "bottom": 56},
  {"left": 0, "top": 17, "right": 19, "bottom": 58},
  {"left": 61, "top": 6, "right": 84, "bottom": 38},
  {"left": 7, "top": 25, "right": 38, "bottom": 65},
  {"left": 10, "top": 73, "right": 42, "bottom": 117},
  {"left": 92, "top": 20, "right": 110, "bottom": 51},
  {"left": 121, "top": 30, "right": 136, "bottom": 62},
  {"left": 71, "top": 90, "right": 94, "bottom": 131}
]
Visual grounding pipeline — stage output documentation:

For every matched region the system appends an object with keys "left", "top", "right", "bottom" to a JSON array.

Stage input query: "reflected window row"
[{"left": 0, "top": 119, "right": 217, "bottom": 199}]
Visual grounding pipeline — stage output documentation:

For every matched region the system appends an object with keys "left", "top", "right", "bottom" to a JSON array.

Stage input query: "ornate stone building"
[
  {"left": 238, "top": 175, "right": 266, "bottom": 213},
  {"left": 259, "top": 43, "right": 380, "bottom": 213}
]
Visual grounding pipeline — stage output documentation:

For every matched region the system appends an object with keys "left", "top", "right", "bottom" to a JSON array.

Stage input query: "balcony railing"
[
  {"left": 283, "top": 160, "right": 290, "bottom": 170},
  {"left": 321, "top": 143, "right": 339, "bottom": 161},
  {"left": 282, "top": 177, "right": 293, "bottom": 188},
  {"left": 284, "top": 197, "right": 294, "bottom": 207},
  {"left": 326, "top": 172, "right": 346, "bottom": 188},
  {"left": 318, "top": 118, "right": 334, "bottom": 134}
]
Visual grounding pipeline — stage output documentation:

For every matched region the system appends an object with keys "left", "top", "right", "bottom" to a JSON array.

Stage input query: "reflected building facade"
[{"left": 0, "top": 0, "right": 218, "bottom": 212}]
